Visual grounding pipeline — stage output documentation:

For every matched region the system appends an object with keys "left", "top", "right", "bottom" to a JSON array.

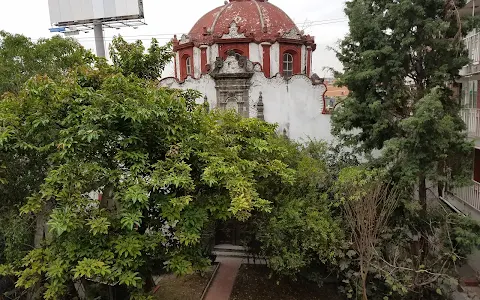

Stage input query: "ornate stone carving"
[
  {"left": 225, "top": 97, "right": 239, "bottom": 112},
  {"left": 257, "top": 92, "right": 264, "bottom": 121},
  {"left": 215, "top": 57, "right": 224, "bottom": 69},
  {"left": 203, "top": 95, "right": 209, "bottom": 112},
  {"left": 210, "top": 55, "right": 255, "bottom": 76},
  {"left": 282, "top": 28, "right": 302, "bottom": 40},
  {"left": 179, "top": 34, "right": 191, "bottom": 44},
  {"left": 222, "top": 22, "right": 246, "bottom": 39},
  {"left": 310, "top": 73, "right": 324, "bottom": 85},
  {"left": 238, "top": 56, "right": 247, "bottom": 68}
]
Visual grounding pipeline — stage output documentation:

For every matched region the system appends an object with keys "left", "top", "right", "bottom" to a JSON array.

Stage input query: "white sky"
[{"left": 0, "top": 0, "right": 349, "bottom": 77}]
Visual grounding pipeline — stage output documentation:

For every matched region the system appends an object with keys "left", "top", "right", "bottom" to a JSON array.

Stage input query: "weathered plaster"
[
  {"left": 193, "top": 47, "right": 202, "bottom": 78},
  {"left": 159, "top": 55, "right": 331, "bottom": 143},
  {"left": 175, "top": 52, "right": 180, "bottom": 80},
  {"left": 270, "top": 42, "right": 280, "bottom": 76},
  {"left": 209, "top": 44, "right": 219, "bottom": 65},
  {"left": 249, "top": 42, "right": 262, "bottom": 65},
  {"left": 301, "top": 45, "right": 307, "bottom": 74}
]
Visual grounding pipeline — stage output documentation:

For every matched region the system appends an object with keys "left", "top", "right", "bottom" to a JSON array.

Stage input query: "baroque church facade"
[{"left": 160, "top": 0, "right": 333, "bottom": 142}]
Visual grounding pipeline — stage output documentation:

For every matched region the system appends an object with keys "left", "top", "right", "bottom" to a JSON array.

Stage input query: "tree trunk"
[
  {"left": 360, "top": 261, "right": 368, "bottom": 300},
  {"left": 100, "top": 185, "right": 117, "bottom": 213},
  {"left": 418, "top": 175, "right": 427, "bottom": 213},
  {"left": 418, "top": 175, "right": 429, "bottom": 266},
  {"left": 437, "top": 181, "right": 444, "bottom": 198},
  {"left": 144, "top": 275, "right": 156, "bottom": 293},
  {"left": 29, "top": 201, "right": 54, "bottom": 300},
  {"left": 34, "top": 201, "right": 53, "bottom": 248}
]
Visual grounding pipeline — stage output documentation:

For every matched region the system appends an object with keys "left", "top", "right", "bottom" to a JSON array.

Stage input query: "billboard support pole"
[{"left": 93, "top": 23, "right": 106, "bottom": 58}]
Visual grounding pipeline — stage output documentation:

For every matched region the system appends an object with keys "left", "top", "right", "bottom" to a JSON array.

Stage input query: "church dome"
[
  {"left": 172, "top": 0, "right": 316, "bottom": 81},
  {"left": 188, "top": 0, "right": 305, "bottom": 44}
]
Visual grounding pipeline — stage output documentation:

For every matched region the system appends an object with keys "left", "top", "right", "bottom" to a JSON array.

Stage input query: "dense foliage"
[
  {"left": 0, "top": 53, "right": 301, "bottom": 298},
  {"left": 332, "top": 0, "right": 473, "bottom": 200},
  {"left": 109, "top": 36, "right": 173, "bottom": 80},
  {"left": 0, "top": 31, "right": 93, "bottom": 96},
  {"left": 329, "top": 0, "right": 480, "bottom": 299}
]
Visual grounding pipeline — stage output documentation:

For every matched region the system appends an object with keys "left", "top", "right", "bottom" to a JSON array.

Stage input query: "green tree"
[
  {"left": 332, "top": 0, "right": 473, "bottom": 219},
  {"left": 0, "top": 60, "right": 296, "bottom": 299},
  {"left": 254, "top": 141, "right": 345, "bottom": 277},
  {"left": 109, "top": 36, "right": 173, "bottom": 80},
  {"left": 0, "top": 32, "right": 95, "bottom": 283},
  {"left": 331, "top": 1, "right": 480, "bottom": 298},
  {"left": 0, "top": 31, "right": 93, "bottom": 95}
]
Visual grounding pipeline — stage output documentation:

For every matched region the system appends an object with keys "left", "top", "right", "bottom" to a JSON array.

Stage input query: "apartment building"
[{"left": 443, "top": 0, "right": 480, "bottom": 219}]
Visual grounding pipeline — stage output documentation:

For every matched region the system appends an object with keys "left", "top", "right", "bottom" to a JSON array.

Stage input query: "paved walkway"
[{"left": 204, "top": 257, "right": 243, "bottom": 300}]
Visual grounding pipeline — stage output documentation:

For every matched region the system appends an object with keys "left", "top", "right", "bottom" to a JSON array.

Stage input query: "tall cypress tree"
[{"left": 333, "top": 0, "right": 475, "bottom": 209}]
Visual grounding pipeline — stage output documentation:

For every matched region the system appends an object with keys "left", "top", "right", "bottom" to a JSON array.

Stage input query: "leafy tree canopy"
[
  {"left": 0, "top": 56, "right": 297, "bottom": 298},
  {"left": 0, "top": 31, "right": 93, "bottom": 95},
  {"left": 332, "top": 0, "right": 474, "bottom": 203},
  {"left": 109, "top": 36, "right": 173, "bottom": 80}
]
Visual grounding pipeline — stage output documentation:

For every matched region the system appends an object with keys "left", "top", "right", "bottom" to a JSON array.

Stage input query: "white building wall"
[
  {"left": 301, "top": 45, "right": 307, "bottom": 75},
  {"left": 248, "top": 73, "right": 331, "bottom": 142},
  {"left": 204, "top": 46, "right": 210, "bottom": 67},
  {"left": 209, "top": 44, "right": 219, "bottom": 65},
  {"left": 175, "top": 52, "right": 180, "bottom": 79},
  {"left": 270, "top": 42, "right": 280, "bottom": 76},
  {"left": 159, "top": 72, "right": 332, "bottom": 143},
  {"left": 193, "top": 47, "right": 202, "bottom": 78},
  {"left": 159, "top": 76, "right": 217, "bottom": 109},
  {"left": 249, "top": 43, "right": 263, "bottom": 65}
]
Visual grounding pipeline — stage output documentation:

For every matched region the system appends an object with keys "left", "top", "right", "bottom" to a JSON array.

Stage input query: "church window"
[
  {"left": 283, "top": 53, "right": 294, "bottom": 77},
  {"left": 186, "top": 57, "right": 192, "bottom": 76}
]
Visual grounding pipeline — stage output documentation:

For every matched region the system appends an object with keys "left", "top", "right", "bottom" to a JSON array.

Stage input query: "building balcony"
[
  {"left": 461, "top": 108, "right": 480, "bottom": 138},
  {"left": 444, "top": 180, "right": 480, "bottom": 217},
  {"left": 459, "top": 0, "right": 480, "bottom": 17},
  {"left": 460, "top": 33, "right": 480, "bottom": 77}
]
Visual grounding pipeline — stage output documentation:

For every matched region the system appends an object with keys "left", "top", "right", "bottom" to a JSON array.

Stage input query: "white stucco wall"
[
  {"left": 202, "top": 46, "right": 210, "bottom": 69},
  {"left": 209, "top": 44, "right": 219, "bottom": 65},
  {"left": 159, "top": 76, "right": 217, "bottom": 109},
  {"left": 270, "top": 42, "right": 280, "bottom": 76},
  {"left": 249, "top": 73, "right": 332, "bottom": 142},
  {"left": 301, "top": 45, "right": 307, "bottom": 75},
  {"left": 159, "top": 71, "right": 332, "bottom": 143},
  {"left": 193, "top": 47, "right": 202, "bottom": 78},
  {"left": 249, "top": 43, "right": 263, "bottom": 65},
  {"left": 175, "top": 52, "right": 180, "bottom": 79}
]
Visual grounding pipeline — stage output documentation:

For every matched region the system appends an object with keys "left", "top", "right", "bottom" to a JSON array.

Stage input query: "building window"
[
  {"left": 461, "top": 80, "right": 478, "bottom": 109},
  {"left": 283, "top": 53, "right": 294, "bottom": 77},
  {"left": 185, "top": 57, "right": 192, "bottom": 76}
]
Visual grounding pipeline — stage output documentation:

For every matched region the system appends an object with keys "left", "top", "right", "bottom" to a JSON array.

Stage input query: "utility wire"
[
  {"left": 33, "top": 17, "right": 347, "bottom": 42},
  {"left": 64, "top": 18, "right": 348, "bottom": 42}
]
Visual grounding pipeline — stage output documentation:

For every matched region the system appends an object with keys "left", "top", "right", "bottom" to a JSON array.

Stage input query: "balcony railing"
[
  {"left": 447, "top": 180, "right": 480, "bottom": 212},
  {"left": 466, "top": 33, "right": 480, "bottom": 63},
  {"left": 460, "top": 108, "right": 480, "bottom": 138},
  {"left": 460, "top": 33, "right": 480, "bottom": 76}
]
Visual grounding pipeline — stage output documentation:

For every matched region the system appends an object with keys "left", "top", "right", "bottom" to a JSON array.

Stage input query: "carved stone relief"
[
  {"left": 222, "top": 22, "right": 246, "bottom": 39},
  {"left": 179, "top": 34, "right": 191, "bottom": 45},
  {"left": 225, "top": 97, "right": 239, "bottom": 112},
  {"left": 211, "top": 53, "right": 255, "bottom": 118},
  {"left": 282, "top": 28, "right": 302, "bottom": 40}
]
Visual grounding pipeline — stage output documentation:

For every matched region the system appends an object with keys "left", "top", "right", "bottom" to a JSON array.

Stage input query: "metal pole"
[{"left": 93, "top": 23, "right": 106, "bottom": 58}]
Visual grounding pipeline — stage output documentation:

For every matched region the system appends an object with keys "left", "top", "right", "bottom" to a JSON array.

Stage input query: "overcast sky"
[{"left": 0, "top": 0, "right": 349, "bottom": 77}]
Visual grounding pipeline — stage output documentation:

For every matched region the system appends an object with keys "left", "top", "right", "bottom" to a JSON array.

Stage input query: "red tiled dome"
[{"left": 188, "top": 0, "right": 300, "bottom": 44}]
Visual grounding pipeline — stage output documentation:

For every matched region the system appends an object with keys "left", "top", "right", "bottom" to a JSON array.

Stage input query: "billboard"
[{"left": 48, "top": 0, "right": 144, "bottom": 26}]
